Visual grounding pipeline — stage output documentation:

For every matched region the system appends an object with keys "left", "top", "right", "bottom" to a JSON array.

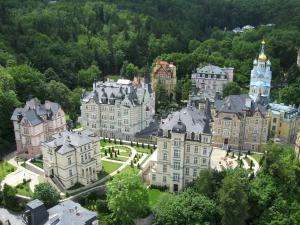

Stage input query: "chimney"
[{"left": 23, "top": 200, "right": 49, "bottom": 225}]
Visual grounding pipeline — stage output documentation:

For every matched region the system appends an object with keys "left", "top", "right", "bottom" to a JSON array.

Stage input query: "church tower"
[{"left": 249, "top": 40, "right": 272, "bottom": 101}]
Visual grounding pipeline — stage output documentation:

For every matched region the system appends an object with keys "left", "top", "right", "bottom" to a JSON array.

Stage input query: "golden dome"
[
  {"left": 258, "top": 40, "right": 267, "bottom": 61},
  {"left": 258, "top": 53, "right": 267, "bottom": 61}
]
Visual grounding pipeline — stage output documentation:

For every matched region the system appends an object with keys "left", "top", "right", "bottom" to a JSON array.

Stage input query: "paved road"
[{"left": 0, "top": 208, "right": 24, "bottom": 225}]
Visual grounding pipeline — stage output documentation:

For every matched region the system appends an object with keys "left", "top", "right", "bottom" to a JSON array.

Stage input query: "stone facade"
[
  {"left": 191, "top": 64, "right": 234, "bottom": 101},
  {"left": 249, "top": 41, "right": 272, "bottom": 101},
  {"left": 150, "top": 105, "right": 212, "bottom": 192},
  {"left": 213, "top": 94, "right": 269, "bottom": 152},
  {"left": 268, "top": 103, "right": 299, "bottom": 143},
  {"left": 11, "top": 98, "right": 66, "bottom": 157},
  {"left": 42, "top": 130, "right": 101, "bottom": 190},
  {"left": 151, "top": 60, "right": 177, "bottom": 96},
  {"left": 78, "top": 79, "right": 155, "bottom": 141}
]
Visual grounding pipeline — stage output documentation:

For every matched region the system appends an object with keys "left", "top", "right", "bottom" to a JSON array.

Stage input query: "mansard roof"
[
  {"left": 215, "top": 94, "right": 268, "bottom": 116},
  {"left": 196, "top": 65, "right": 226, "bottom": 75},
  {"left": 82, "top": 79, "right": 151, "bottom": 106},
  {"left": 160, "top": 105, "right": 211, "bottom": 134},
  {"left": 11, "top": 98, "right": 62, "bottom": 126},
  {"left": 44, "top": 130, "right": 97, "bottom": 154}
]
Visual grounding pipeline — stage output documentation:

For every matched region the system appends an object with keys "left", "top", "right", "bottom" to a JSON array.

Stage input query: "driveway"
[
  {"left": 1, "top": 158, "right": 42, "bottom": 192},
  {"left": 0, "top": 208, "right": 25, "bottom": 225}
]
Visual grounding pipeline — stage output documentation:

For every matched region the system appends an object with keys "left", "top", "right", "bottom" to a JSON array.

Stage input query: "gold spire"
[{"left": 258, "top": 40, "right": 267, "bottom": 61}]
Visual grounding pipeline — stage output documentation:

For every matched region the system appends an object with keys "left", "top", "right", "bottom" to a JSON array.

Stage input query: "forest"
[{"left": 0, "top": 0, "right": 300, "bottom": 151}]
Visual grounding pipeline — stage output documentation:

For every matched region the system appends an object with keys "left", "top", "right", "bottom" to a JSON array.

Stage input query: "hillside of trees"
[{"left": 0, "top": 0, "right": 300, "bottom": 152}]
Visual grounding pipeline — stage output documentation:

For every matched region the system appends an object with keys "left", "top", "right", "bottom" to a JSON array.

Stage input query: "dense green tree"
[
  {"left": 193, "top": 169, "right": 226, "bottom": 199},
  {"left": 0, "top": 89, "right": 21, "bottom": 152},
  {"left": 2, "top": 184, "right": 17, "bottom": 209},
  {"left": 218, "top": 169, "right": 249, "bottom": 225},
  {"left": 154, "top": 189, "right": 217, "bottom": 225},
  {"left": 223, "top": 82, "right": 242, "bottom": 97},
  {"left": 6, "top": 65, "right": 46, "bottom": 102},
  {"left": 106, "top": 170, "right": 149, "bottom": 225},
  {"left": 45, "top": 80, "right": 71, "bottom": 112},
  {"left": 120, "top": 61, "right": 140, "bottom": 80},
  {"left": 33, "top": 183, "right": 60, "bottom": 208},
  {"left": 77, "top": 64, "right": 102, "bottom": 88}
]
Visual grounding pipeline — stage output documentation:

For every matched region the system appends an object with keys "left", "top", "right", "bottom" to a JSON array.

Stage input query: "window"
[
  {"left": 202, "top": 158, "right": 207, "bottom": 164},
  {"left": 272, "top": 126, "right": 276, "bottom": 131},
  {"left": 174, "top": 162, "right": 180, "bottom": 170},
  {"left": 82, "top": 169, "right": 84, "bottom": 177},
  {"left": 85, "top": 154, "right": 87, "bottom": 160},
  {"left": 163, "top": 164, "right": 167, "bottom": 172},
  {"left": 163, "top": 142, "right": 168, "bottom": 149},
  {"left": 174, "top": 140, "right": 180, "bottom": 147},
  {"left": 173, "top": 173, "right": 179, "bottom": 181},
  {"left": 273, "top": 118, "right": 277, "bottom": 123},
  {"left": 186, "top": 156, "right": 190, "bottom": 164},
  {"left": 194, "top": 146, "right": 198, "bottom": 153},
  {"left": 152, "top": 174, "right": 156, "bottom": 181},
  {"left": 163, "top": 176, "right": 166, "bottom": 183},
  {"left": 194, "top": 157, "right": 198, "bottom": 164},
  {"left": 185, "top": 167, "right": 189, "bottom": 175},
  {"left": 163, "top": 152, "right": 168, "bottom": 161},
  {"left": 173, "top": 149, "right": 180, "bottom": 158},
  {"left": 69, "top": 169, "right": 73, "bottom": 177},
  {"left": 193, "top": 169, "right": 197, "bottom": 178},
  {"left": 203, "top": 148, "right": 207, "bottom": 155},
  {"left": 68, "top": 157, "right": 71, "bottom": 165},
  {"left": 186, "top": 145, "right": 190, "bottom": 152}
]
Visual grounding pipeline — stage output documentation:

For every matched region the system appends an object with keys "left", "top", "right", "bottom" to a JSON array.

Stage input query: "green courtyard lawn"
[
  {"left": 31, "top": 158, "right": 43, "bottom": 169},
  {"left": 101, "top": 160, "right": 122, "bottom": 174},
  {"left": 135, "top": 146, "right": 153, "bottom": 154},
  {"left": 0, "top": 161, "right": 16, "bottom": 181},
  {"left": 148, "top": 188, "right": 171, "bottom": 208},
  {"left": 15, "top": 181, "right": 33, "bottom": 197},
  {"left": 251, "top": 153, "right": 264, "bottom": 163}
]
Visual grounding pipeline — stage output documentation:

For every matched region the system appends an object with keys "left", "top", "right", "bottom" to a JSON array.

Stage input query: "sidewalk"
[{"left": 1, "top": 158, "right": 42, "bottom": 192}]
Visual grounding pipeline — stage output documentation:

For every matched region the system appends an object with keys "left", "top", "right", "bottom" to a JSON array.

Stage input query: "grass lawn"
[
  {"left": 135, "top": 146, "right": 152, "bottom": 154},
  {"left": 148, "top": 188, "right": 171, "bottom": 208},
  {"left": 31, "top": 159, "right": 43, "bottom": 169},
  {"left": 107, "top": 156, "right": 128, "bottom": 162},
  {"left": 0, "top": 161, "right": 16, "bottom": 181},
  {"left": 251, "top": 153, "right": 263, "bottom": 163},
  {"left": 102, "top": 160, "right": 122, "bottom": 174},
  {"left": 15, "top": 181, "right": 33, "bottom": 197}
]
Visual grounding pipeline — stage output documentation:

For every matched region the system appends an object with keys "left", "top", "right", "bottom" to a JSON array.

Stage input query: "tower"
[{"left": 249, "top": 40, "right": 272, "bottom": 101}]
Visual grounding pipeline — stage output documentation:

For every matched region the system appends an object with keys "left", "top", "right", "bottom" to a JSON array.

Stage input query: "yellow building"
[
  {"left": 268, "top": 103, "right": 299, "bottom": 143},
  {"left": 151, "top": 60, "right": 177, "bottom": 97}
]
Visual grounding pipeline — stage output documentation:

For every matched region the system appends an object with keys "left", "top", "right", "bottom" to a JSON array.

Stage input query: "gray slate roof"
[
  {"left": 82, "top": 79, "right": 152, "bottom": 106},
  {"left": 160, "top": 105, "right": 211, "bottom": 134},
  {"left": 196, "top": 65, "right": 226, "bottom": 75},
  {"left": 43, "top": 130, "right": 97, "bottom": 154},
  {"left": 46, "top": 200, "right": 97, "bottom": 225},
  {"left": 11, "top": 98, "right": 61, "bottom": 126},
  {"left": 215, "top": 94, "right": 267, "bottom": 116}
]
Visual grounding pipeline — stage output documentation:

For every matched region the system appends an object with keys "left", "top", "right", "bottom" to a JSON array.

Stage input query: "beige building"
[
  {"left": 268, "top": 103, "right": 299, "bottom": 143},
  {"left": 150, "top": 105, "right": 212, "bottom": 192},
  {"left": 191, "top": 64, "right": 234, "bottom": 101},
  {"left": 42, "top": 130, "right": 101, "bottom": 190},
  {"left": 79, "top": 78, "right": 155, "bottom": 141},
  {"left": 151, "top": 60, "right": 177, "bottom": 96},
  {"left": 11, "top": 98, "right": 66, "bottom": 157},
  {"left": 213, "top": 94, "right": 269, "bottom": 152}
]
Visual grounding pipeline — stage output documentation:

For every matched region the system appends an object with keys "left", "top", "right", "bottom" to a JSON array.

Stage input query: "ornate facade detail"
[
  {"left": 11, "top": 98, "right": 66, "bottom": 157},
  {"left": 79, "top": 79, "right": 155, "bottom": 140}
]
